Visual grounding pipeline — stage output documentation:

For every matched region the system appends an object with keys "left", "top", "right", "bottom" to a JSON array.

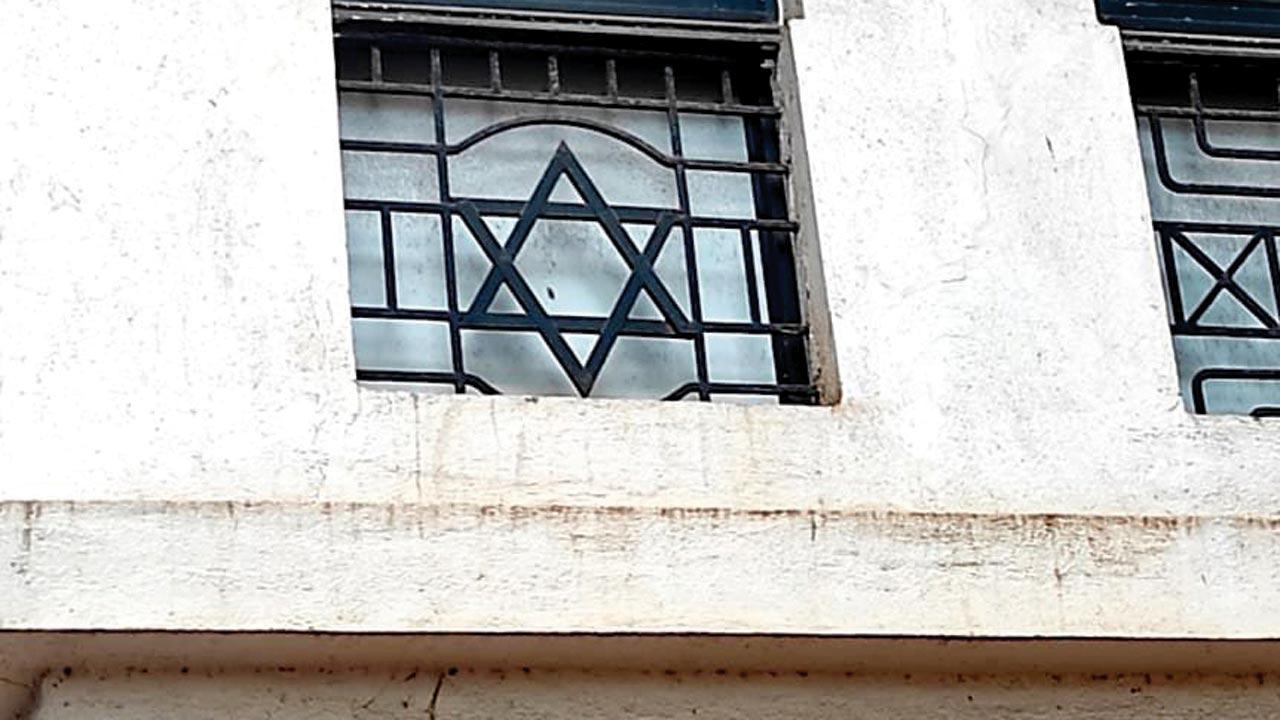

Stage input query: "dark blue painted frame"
[
  {"left": 398, "top": 0, "right": 777, "bottom": 23},
  {"left": 1097, "top": 0, "right": 1280, "bottom": 36}
]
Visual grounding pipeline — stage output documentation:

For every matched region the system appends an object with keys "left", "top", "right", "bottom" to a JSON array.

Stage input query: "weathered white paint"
[
  {"left": 4, "top": 501, "right": 1280, "bottom": 636},
  {"left": 1, "top": 0, "right": 1277, "bottom": 636}
]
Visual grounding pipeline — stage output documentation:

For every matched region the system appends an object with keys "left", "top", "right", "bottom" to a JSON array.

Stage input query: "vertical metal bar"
[
  {"left": 380, "top": 209, "right": 399, "bottom": 310},
  {"left": 547, "top": 55, "right": 561, "bottom": 95},
  {"left": 605, "top": 58, "right": 619, "bottom": 99},
  {"left": 1266, "top": 231, "right": 1280, "bottom": 326},
  {"left": 489, "top": 50, "right": 502, "bottom": 91},
  {"left": 720, "top": 68, "right": 734, "bottom": 104},
  {"left": 739, "top": 226, "right": 762, "bottom": 325},
  {"left": 432, "top": 47, "right": 466, "bottom": 393},
  {"left": 741, "top": 59, "right": 812, "bottom": 405},
  {"left": 665, "top": 64, "right": 711, "bottom": 400},
  {"left": 370, "top": 44, "right": 383, "bottom": 84},
  {"left": 1158, "top": 228, "right": 1187, "bottom": 328}
]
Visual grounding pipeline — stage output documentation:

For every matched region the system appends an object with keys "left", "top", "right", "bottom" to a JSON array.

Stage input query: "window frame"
[{"left": 332, "top": 6, "right": 829, "bottom": 404}]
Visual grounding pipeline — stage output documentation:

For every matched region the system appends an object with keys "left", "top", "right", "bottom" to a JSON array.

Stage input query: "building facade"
[{"left": 2, "top": 0, "right": 1280, "bottom": 716}]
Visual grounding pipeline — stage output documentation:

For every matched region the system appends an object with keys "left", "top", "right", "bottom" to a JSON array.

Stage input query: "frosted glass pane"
[
  {"left": 341, "top": 151, "right": 438, "bottom": 202},
  {"left": 461, "top": 330, "right": 579, "bottom": 396},
  {"left": 706, "top": 334, "right": 776, "bottom": 384},
  {"left": 352, "top": 319, "right": 452, "bottom": 372},
  {"left": 339, "top": 93, "right": 435, "bottom": 144},
  {"left": 680, "top": 113, "right": 748, "bottom": 162},
  {"left": 591, "top": 337, "right": 696, "bottom": 398},
  {"left": 513, "top": 219, "right": 630, "bottom": 317},
  {"left": 1140, "top": 118, "right": 1280, "bottom": 224},
  {"left": 447, "top": 100, "right": 676, "bottom": 208},
  {"left": 345, "top": 211, "right": 386, "bottom": 307},
  {"left": 392, "top": 214, "right": 447, "bottom": 311},
  {"left": 695, "top": 228, "right": 753, "bottom": 322},
  {"left": 687, "top": 170, "right": 757, "bottom": 219}
]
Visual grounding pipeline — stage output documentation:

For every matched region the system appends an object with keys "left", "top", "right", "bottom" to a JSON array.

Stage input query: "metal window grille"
[
  {"left": 334, "top": 18, "right": 816, "bottom": 403},
  {"left": 1125, "top": 34, "right": 1280, "bottom": 414}
]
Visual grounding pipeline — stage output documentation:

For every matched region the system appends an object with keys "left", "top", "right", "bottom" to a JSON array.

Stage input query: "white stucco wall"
[{"left": 2, "top": 0, "right": 1278, "bottom": 637}]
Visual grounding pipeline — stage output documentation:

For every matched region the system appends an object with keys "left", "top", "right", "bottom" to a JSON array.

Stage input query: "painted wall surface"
[{"left": 1, "top": 0, "right": 1278, "bottom": 636}]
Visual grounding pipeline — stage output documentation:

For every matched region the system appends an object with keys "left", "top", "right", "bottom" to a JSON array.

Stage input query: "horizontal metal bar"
[
  {"left": 353, "top": 305, "right": 806, "bottom": 336},
  {"left": 340, "top": 138, "right": 788, "bottom": 173},
  {"left": 663, "top": 381, "right": 816, "bottom": 400},
  {"left": 356, "top": 368, "right": 501, "bottom": 393},
  {"left": 1154, "top": 220, "right": 1279, "bottom": 234},
  {"left": 1171, "top": 323, "right": 1280, "bottom": 339},
  {"left": 344, "top": 198, "right": 798, "bottom": 231},
  {"left": 338, "top": 79, "right": 779, "bottom": 117},
  {"left": 1137, "top": 105, "right": 1280, "bottom": 122},
  {"left": 1125, "top": 35, "right": 1280, "bottom": 59}
]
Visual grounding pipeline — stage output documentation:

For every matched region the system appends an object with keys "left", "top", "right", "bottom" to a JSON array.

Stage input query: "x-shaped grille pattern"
[
  {"left": 1131, "top": 49, "right": 1280, "bottom": 413},
  {"left": 1160, "top": 227, "right": 1280, "bottom": 334}
]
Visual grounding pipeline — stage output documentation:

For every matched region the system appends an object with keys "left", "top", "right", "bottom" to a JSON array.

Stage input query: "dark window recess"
[
  {"left": 335, "top": 23, "right": 816, "bottom": 403},
  {"left": 1126, "top": 41, "right": 1280, "bottom": 414},
  {"left": 350, "top": 0, "right": 777, "bottom": 24},
  {"left": 1098, "top": 0, "right": 1280, "bottom": 36}
]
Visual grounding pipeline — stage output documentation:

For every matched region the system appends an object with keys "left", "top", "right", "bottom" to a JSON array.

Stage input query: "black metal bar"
[
  {"left": 741, "top": 64, "right": 812, "bottom": 405},
  {"left": 341, "top": 133, "right": 790, "bottom": 174},
  {"left": 1157, "top": 229, "right": 1187, "bottom": 326},
  {"left": 431, "top": 46, "right": 468, "bottom": 393},
  {"left": 344, "top": 198, "right": 798, "bottom": 231},
  {"left": 740, "top": 227, "right": 762, "bottom": 325},
  {"left": 353, "top": 305, "right": 802, "bottom": 336},
  {"left": 357, "top": 369, "right": 501, "bottom": 394},
  {"left": 379, "top": 209, "right": 399, "bottom": 309},
  {"left": 338, "top": 79, "right": 781, "bottom": 116},
  {"left": 547, "top": 54, "right": 561, "bottom": 95},
  {"left": 489, "top": 50, "right": 503, "bottom": 91},
  {"left": 665, "top": 63, "right": 711, "bottom": 400},
  {"left": 1190, "top": 368, "right": 1280, "bottom": 414},
  {"left": 663, "top": 382, "right": 817, "bottom": 401},
  {"left": 605, "top": 58, "right": 619, "bottom": 98}
]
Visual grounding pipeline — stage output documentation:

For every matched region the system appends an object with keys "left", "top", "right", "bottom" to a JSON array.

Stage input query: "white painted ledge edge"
[{"left": 2, "top": 500, "right": 1276, "bottom": 638}]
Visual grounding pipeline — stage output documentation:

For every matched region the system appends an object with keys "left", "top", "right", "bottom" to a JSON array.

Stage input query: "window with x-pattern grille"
[
  {"left": 335, "top": 18, "right": 817, "bottom": 403},
  {"left": 1123, "top": 35, "right": 1280, "bottom": 414}
]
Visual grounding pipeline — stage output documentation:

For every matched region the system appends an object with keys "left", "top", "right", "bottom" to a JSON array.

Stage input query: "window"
[
  {"left": 1111, "top": 21, "right": 1280, "bottom": 414},
  {"left": 334, "top": 4, "right": 820, "bottom": 403}
]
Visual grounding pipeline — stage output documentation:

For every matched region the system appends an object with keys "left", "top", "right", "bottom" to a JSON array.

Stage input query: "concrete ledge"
[{"left": 3, "top": 500, "right": 1277, "bottom": 637}]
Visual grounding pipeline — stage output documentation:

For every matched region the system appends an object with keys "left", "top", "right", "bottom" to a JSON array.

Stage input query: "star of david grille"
[
  {"left": 1128, "top": 45, "right": 1280, "bottom": 413},
  {"left": 457, "top": 142, "right": 688, "bottom": 397},
  {"left": 336, "top": 27, "right": 817, "bottom": 403}
]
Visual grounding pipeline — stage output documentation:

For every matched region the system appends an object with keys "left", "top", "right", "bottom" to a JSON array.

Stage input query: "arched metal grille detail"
[{"left": 335, "top": 25, "right": 815, "bottom": 403}]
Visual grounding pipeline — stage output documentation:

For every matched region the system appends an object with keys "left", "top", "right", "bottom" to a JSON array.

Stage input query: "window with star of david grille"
[
  {"left": 334, "top": 11, "right": 818, "bottom": 403},
  {"left": 1121, "top": 33, "right": 1280, "bottom": 414}
]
